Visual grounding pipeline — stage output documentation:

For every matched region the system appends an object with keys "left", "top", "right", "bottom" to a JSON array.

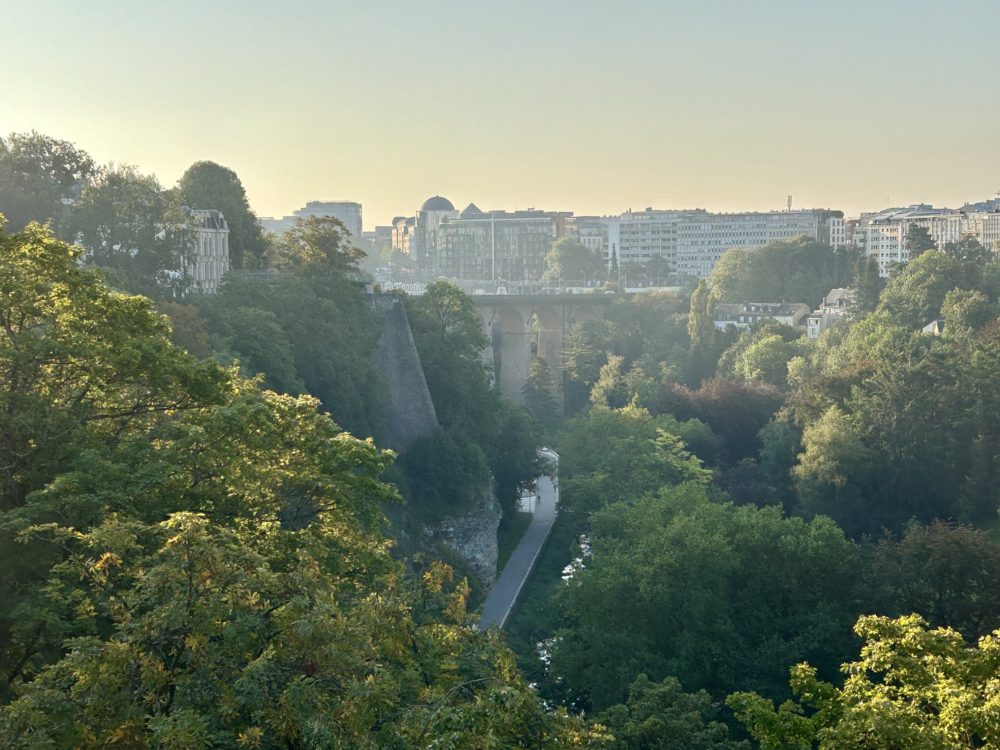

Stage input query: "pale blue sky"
[{"left": 3, "top": 1, "right": 999, "bottom": 226}]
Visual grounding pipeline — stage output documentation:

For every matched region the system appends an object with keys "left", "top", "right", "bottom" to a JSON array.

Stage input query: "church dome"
[{"left": 420, "top": 195, "right": 455, "bottom": 212}]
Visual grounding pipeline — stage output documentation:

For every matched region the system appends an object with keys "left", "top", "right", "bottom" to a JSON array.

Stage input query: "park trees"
[
  {"left": 598, "top": 675, "right": 749, "bottom": 750},
  {"left": 709, "top": 239, "right": 855, "bottom": 307},
  {"left": 729, "top": 614, "right": 1000, "bottom": 750},
  {"left": 559, "top": 406, "right": 710, "bottom": 515},
  {"left": 0, "top": 220, "right": 605, "bottom": 749},
  {"left": 0, "top": 131, "right": 95, "bottom": 234},
  {"left": 543, "top": 236, "right": 603, "bottom": 284},
  {"left": 265, "top": 214, "right": 365, "bottom": 271},
  {"left": 547, "top": 484, "right": 861, "bottom": 711},
  {"left": 70, "top": 164, "right": 193, "bottom": 298}
]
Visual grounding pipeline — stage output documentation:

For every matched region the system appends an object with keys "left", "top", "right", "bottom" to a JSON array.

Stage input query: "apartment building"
[
  {"left": 853, "top": 203, "right": 1000, "bottom": 276},
  {"left": 184, "top": 208, "right": 230, "bottom": 293}
]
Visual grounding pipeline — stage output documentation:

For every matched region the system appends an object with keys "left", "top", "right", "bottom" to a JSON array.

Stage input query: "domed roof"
[{"left": 421, "top": 195, "right": 455, "bottom": 212}]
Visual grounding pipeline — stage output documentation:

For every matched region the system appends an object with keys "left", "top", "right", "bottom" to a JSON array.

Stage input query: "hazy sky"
[{"left": 4, "top": 1, "right": 999, "bottom": 228}]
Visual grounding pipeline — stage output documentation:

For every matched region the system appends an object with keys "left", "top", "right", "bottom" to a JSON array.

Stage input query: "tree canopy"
[
  {"left": 177, "top": 160, "right": 268, "bottom": 270},
  {"left": 0, "top": 220, "right": 606, "bottom": 749}
]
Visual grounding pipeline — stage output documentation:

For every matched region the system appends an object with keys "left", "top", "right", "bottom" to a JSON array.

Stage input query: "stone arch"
[
  {"left": 568, "top": 304, "right": 601, "bottom": 330},
  {"left": 492, "top": 306, "right": 530, "bottom": 402}
]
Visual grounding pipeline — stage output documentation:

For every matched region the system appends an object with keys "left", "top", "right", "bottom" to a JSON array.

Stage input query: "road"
[{"left": 478, "top": 471, "right": 559, "bottom": 631}]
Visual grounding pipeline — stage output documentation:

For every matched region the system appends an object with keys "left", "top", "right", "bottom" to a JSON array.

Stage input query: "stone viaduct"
[{"left": 472, "top": 294, "right": 614, "bottom": 402}]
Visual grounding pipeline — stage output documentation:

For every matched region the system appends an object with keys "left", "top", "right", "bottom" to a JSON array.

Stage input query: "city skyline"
[{"left": 4, "top": 0, "right": 1000, "bottom": 228}]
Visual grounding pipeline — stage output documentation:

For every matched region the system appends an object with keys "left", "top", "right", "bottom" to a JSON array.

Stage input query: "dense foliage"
[{"left": 0, "top": 220, "right": 605, "bottom": 748}]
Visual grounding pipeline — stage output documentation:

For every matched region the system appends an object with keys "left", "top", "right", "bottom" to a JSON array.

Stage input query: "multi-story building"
[
  {"left": 436, "top": 204, "right": 572, "bottom": 281},
  {"left": 184, "top": 208, "right": 230, "bottom": 294},
  {"left": 569, "top": 208, "right": 843, "bottom": 279},
  {"left": 261, "top": 200, "right": 363, "bottom": 240},
  {"left": 676, "top": 209, "right": 844, "bottom": 278},
  {"left": 411, "top": 196, "right": 459, "bottom": 268},
  {"left": 852, "top": 202, "right": 1000, "bottom": 276},
  {"left": 569, "top": 216, "right": 610, "bottom": 256}
]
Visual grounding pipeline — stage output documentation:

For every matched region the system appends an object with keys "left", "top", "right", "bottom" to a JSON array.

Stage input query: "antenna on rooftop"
[{"left": 787, "top": 195, "right": 792, "bottom": 212}]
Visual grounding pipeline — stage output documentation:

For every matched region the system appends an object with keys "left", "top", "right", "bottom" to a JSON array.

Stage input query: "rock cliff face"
[
  {"left": 371, "top": 293, "right": 500, "bottom": 584},
  {"left": 435, "top": 482, "right": 502, "bottom": 585},
  {"left": 372, "top": 296, "right": 438, "bottom": 452}
]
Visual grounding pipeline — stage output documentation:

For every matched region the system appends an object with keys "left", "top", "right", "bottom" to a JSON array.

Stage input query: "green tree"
[
  {"left": 266, "top": 214, "right": 365, "bottom": 271},
  {"left": 877, "top": 250, "right": 970, "bottom": 329},
  {"left": 0, "top": 222, "right": 608, "bottom": 748},
  {"left": 70, "top": 164, "right": 192, "bottom": 298},
  {"left": 559, "top": 405, "right": 710, "bottom": 514},
  {"left": 729, "top": 614, "right": 1000, "bottom": 750},
  {"left": 548, "top": 484, "right": 861, "bottom": 711},
  {"left": 590, "top": 353, "right": 631, "bottom": 409},
  {"left": 687, "top": 280, "right": 721, "bottom": 383},
  {"left": 905, "top": 223, "right": 937, "bottom": 260},
  {"left": 718, "top": 322, "right": 804, "bottom": 389},
  {"left": 523, "top": 356, "right": 560, "bottom": 423},
  {"left": 849, "top": 255, "right": 881, "bottom": 315},
  {"left": 943, "top": 236, "right": 993, "bottom": 265},
  {"left": 941, "top": 287, "right": 992, "bottom": 335},
  {"left": 710, "top": 239, "right": 855, "bottom": 306},
  {"left": 0, "top": 221, "right": 228, "bottom": 695},
  {"left": 0, "top": 131, "right": 95, "bottom": 234},
  {"left": 867, "top": 521, "right": 1000, "bottom": 640},
  {"left": 177, "top": 160, "right": 268, "bottom": 270},
  {"left": 598, "top": 675, "right": 749, "bottom": 750},
  {"left": 543, "top": 236, "right": 602, "bottom": 284}
]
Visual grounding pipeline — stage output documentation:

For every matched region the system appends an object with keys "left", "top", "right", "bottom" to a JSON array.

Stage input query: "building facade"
[
  {"left": 569, "top": 208, "right": 844, "bottom": 279},
  {"left": 852, "top": 203, "right": 1000, "bottom": 276},
  {"left": 676, "top": 209, "right": 844, "bottom": 278},
  {"left": 436, "top": 205, "right": 572, "bottom": 282},
  {"left": 714, "top": 301, "right": 811, "bottom": 331},
  {"left": 184, "top": 208, "right": 230, "bottom": 294}
]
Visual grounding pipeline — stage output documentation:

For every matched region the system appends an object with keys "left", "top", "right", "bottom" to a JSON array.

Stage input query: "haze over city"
[{"left": 4, "top": 0, "right": 1000, "bottom": 226}]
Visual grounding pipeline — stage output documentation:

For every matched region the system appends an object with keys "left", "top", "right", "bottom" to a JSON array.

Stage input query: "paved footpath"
[{"left": 478, "top": 472, "right": 558, "bottom": 631}]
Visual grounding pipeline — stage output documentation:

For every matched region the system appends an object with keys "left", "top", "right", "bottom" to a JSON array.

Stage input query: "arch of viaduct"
[{"left": 472, "top": 294, "right": 614, "bottom": 403}]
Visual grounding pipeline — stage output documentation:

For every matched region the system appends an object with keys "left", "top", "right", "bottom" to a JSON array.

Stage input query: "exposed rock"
[{"left": 435, "top": 481, "right": 502, "bottom": 585}]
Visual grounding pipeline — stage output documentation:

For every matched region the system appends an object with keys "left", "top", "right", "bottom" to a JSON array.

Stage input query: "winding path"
[{"left": 478, "top": 462, "right": 559, "bottom": 631}]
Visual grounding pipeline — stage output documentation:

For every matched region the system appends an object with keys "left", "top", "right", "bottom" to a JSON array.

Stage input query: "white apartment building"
[
  {"left": 676, "top": 209, "right": 844, "bottom": 278},
  {"left": 572, "top": 209, "right": 843, "bottom": 279},
  {"left": 853, "top": 203, "right": 1000, "bottom": 276},
  {"left": 184, "top": 208, "right": 230, "bottom": 294}
]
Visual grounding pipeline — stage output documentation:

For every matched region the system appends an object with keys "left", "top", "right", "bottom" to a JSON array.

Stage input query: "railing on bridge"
[{"left": 378, "top": 279, "right": 682, "bottom": 297}]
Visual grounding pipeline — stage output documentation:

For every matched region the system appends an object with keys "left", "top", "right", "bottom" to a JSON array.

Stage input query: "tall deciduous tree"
[
  {"left": 0, "top": 222, "right": 607, "bottom": 748},
  {"left": 729, "top": 614, "right": 1000, "bottom": 750},
  {"left": 542, "top": 236, "right": 602, "bottom": 284},
  {"left": 523, "top": 356, "right": 560, "bottom": 424},
  {"left": 70, "top": 164, "right": 192, "bottom": 298},
  {"left": 548, "top": 483, "right": 860, "bottom": 711},
  {"left": 0, "top": 131, "right": 95, "bottom": 234},
  {"left": 177, "top": 160, "right": 268, "bottom": 270},
  {"left": 266, "top": 214, "right": 365, "bottom": 271}
]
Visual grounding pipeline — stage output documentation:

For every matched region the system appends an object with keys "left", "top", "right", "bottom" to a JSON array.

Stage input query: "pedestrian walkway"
[{"left": 478, "top": 471, "right": 558, "bottom": 630}]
